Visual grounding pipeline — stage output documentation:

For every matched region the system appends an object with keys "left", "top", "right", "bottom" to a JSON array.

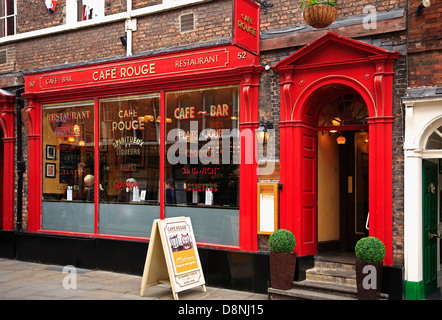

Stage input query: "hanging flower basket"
[{"left": 301, "top": 1, "right": 338, "bottom": 29}]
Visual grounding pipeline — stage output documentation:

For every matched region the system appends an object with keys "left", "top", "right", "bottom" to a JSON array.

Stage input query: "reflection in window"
[
  {"left": 98, "top": 94, "right": 161, "bottom": 237},
  {"left": 41, "top": 101, "right": 95, "bottom": 233},
  {"left": 426, "top": 126, "right": 442, "bottom": 150},
  {"left": 77, "top": 0, "right": 103, "bottom": 21},
  {"left": 165, "top": 85, "right": 240, "bottom": 246},
  {"left": 165, "top": 86, "right": 239, "bottom": 208}
]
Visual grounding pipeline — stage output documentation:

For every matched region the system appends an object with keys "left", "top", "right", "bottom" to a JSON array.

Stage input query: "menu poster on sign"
[{"left": 140, "top": 217, "right": 206, "bottom": 300}]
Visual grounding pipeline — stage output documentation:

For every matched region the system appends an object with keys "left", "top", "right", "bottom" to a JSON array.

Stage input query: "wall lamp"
[
  {"left": 416, "top": 0, "right": 431, "bottom": 15},
  {"left": 256, "top": 120, "right": 274, "bottom": 144},
  {"left": 120, "top": 35, "right": 127, "bottom": 47},
  {"left": 253, "top": 0, "right": 273, "bottom": 14}
]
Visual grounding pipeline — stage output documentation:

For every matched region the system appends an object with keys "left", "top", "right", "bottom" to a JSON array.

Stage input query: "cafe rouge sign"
[{"left": 25, "top": 45, "right": 259, "bottom": 93}]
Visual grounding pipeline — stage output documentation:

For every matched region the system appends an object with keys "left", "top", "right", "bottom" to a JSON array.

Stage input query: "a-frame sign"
[{"left": 140, "top": 217, "right": 206, "bottom": 300}]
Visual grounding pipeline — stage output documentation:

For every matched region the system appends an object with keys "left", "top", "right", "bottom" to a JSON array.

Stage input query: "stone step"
[
  {"left": 269, "top": 284, "right": 357, "bottom": 300},
  {"left": 293, "top": 280, "right": 357, "bottom": 298},
  {"left": 313, "top": 259, "right": 356, "bottom": 272},
  {"left": 268, "top": 253, "right": 389, "bottom": 300},
  {"left": 306, "top": 267, "right": 357, "bottom": 286},
  {"left": 269, "top": 280, "right": 389, "bottom": 300}
]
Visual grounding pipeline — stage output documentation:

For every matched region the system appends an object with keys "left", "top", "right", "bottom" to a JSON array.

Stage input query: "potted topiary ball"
[
  {"left": 269, "top": 229, "right": 296, "bottom": 290},
  {"left": 354, "top": 236, "right": 386, "bottom": 300}
]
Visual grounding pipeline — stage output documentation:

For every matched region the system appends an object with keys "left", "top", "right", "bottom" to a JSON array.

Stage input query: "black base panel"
[{"left": 1, "top": 231, "right": 403, "bottom": 297}]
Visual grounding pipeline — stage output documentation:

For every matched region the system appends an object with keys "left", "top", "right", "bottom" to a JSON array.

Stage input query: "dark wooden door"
[{"left": 422, "top": 159, "right": 438, "bottom": 296}]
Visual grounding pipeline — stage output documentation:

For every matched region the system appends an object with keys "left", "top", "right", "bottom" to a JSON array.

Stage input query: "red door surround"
[
  {"left": 0, "top": 90, "right": 15, "bottom": 231},
  {"left": 274, "top": 32, "right": 400, "bottom": 265}
]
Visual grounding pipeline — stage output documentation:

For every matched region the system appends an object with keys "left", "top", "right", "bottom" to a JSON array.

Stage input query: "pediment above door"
[{"left": 274, "top": 32, "right": 400, "bottom": 70}]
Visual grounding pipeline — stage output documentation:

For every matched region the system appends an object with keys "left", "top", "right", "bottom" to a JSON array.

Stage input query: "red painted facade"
[
  {"left": 20, "top": 32, "right": 401, "bottom": 265},
  {"left": 0, "top": 91, "right": 15, "bottom": 231},
  {"left": 23, "top": 43, "right": 263, "bottom": 251},
  {"left": 1, "top": 0, "right": 406, "bottom": 270}
]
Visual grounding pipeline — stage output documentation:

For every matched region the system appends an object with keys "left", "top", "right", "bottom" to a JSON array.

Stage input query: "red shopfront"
[{"left": 23, "top": 44, "right": 263, "bottom": 253}]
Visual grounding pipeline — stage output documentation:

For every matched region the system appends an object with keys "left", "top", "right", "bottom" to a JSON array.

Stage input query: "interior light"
[{"left": 336, "top": 135, "right": 346, "bottom": 145}]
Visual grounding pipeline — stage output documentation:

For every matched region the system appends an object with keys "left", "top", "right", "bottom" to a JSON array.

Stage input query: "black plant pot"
[
  {"left": 355, "top": 261, "right": 383, "bottom": 300},
  {"left": 270, "top": 251, "right": 296, "bottom": 290}
]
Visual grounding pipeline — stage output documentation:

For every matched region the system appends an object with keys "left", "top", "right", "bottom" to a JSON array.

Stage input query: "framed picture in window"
[
  {"left": 45, "top": 163, "right": 56, "bottom": 178},
  {"left": 46, "top": 145, "right": 57, "bottom": 160}
]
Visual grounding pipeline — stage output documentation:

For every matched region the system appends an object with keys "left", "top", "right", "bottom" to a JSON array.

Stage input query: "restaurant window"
[
  {"left": 42, "top": 100, "right": 95, "bottom": 233},
  {"left": 98, "top": 94, "right": 161, "bottom": 237},
  {"left": 165, "top": 85, "right": 240, "bottom": 246},
  {"left": 40, "top": 87, "right": 241, "bottom": 246}
]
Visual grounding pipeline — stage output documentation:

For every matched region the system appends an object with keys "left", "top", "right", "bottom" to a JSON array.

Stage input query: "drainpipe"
[
  {"left": 125, "top": 0, "right": 136, "bottom": 56},
  {"left": 15, "top": 87, "right": 25, "bottom": 231}
]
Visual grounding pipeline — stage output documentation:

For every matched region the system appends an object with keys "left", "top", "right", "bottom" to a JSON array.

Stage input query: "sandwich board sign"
[{"left": 140, "top": 217, "right": 206, "bottom": 300}]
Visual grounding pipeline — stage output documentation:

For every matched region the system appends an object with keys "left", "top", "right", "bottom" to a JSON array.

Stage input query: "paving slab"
[{"left": 0, "top": 258, "right": 268, "bottom": 301}]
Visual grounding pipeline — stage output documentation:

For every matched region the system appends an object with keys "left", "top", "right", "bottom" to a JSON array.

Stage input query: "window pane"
[
  {"left": 42, "top": 101, "right": 95, "bottom": 233},
  {"left": 318, "top": 94, "right": 368, "bottom": 127},
  {"left": 6, "top": 15, "right": 14, "bottom": 36},
  {"left": 426, "top": 126, "right": 442, "bottom": 150},
  {"left": 98, "top": 94, "right": 161, "bottom": 237},
  {"left": 0, "top": 1, "right": 5, "bottom": 17},
  {"left": 0, "top": 18, "right": 5, "bottom": 37},
  {"left": 6, "top": 0, "right": 14, "bottom": 16},
  {"left": 165, "top": 85, "right": 240, "bottom": 246},
  {"left": 78, "top": 0, "right": 102, "bottom": 21}
]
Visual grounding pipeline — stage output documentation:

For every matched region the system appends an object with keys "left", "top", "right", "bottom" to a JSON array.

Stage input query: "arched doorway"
[
  {"left": 403, "top": 104, "right": 442, "bottom": 299},
  {"left": 274, "top": 32, "right": 400, "bottom": 264},
  {"left": 315, "top": 86, "right": 369, "bottom": 252}
]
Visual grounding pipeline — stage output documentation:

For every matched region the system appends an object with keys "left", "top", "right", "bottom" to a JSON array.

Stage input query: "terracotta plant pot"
[
  {"left": 269, "top": 251, "right": 297, "bottom": 290},
  {"left": 355, "top": 261, "right": 383, "bottom": 300},
  {"left": 303, "top": 4, "right": 337, "bottom": 28}
]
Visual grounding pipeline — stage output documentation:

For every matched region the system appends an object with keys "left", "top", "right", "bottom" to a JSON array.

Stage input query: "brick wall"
[
  {"left": 133, "top": 1, "right": 231, "bottom": 55},
  {"left": 18, "top": 0, "right": 66, "bottom": 33},
  {"left": 9, "top": 0, "right": 231, "bottom": 72},
  {"left": 14, "top": 22, "right": 124, "bottom": 71},
  {"left": 392, "top": 54, "right": 407, "bottom": 265},
  {"left": 105, "top": 0, "right": 126, "bottom": 16},
  {"left": 408, "top": 0, "right": 442, "bottom": 87},
  {"left": 260, "top": 0, "right": 406, "bottom": 32},
  {"left": 132, "top": 0, "right": 162, "bottom": 11}
]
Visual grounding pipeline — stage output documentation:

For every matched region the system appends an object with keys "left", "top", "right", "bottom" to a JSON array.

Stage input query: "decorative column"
[
  {"left": 25, "top": 98, "right": 42, "bottom": 232},
  {"left": 0, "top": 93, "right": 15, "bottom": 230},
  {"left": 277, "top": 68, "right": 295, "bottom": 240},
  {"left": 239, "top": 68, "right": 262, "bottom": 251}
]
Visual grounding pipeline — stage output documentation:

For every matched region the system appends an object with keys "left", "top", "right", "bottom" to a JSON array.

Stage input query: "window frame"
[
  {"left": 0, "top": 0, "right": 16, "bottom": 37},
  {"left": 38, "top": 85, "right": 242, "bottom": 248}
]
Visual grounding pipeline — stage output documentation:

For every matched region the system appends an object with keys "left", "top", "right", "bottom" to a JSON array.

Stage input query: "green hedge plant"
[
  {"left": 355, "top": 236, "right": 386, "bottom": 263},
  {"left": 269, "top": 229, "right": 296, "bottom": 253},
  {"left": 300, "top": 0, "right": 336, "bottom": 9}
]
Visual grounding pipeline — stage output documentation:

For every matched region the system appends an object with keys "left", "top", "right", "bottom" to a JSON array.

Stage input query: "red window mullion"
[
  {"left": 94, "top": 97, "right": 99, "bottom": 234},
  {"left": 160, "top": 90, "right": 165, "bottom": 219}
]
